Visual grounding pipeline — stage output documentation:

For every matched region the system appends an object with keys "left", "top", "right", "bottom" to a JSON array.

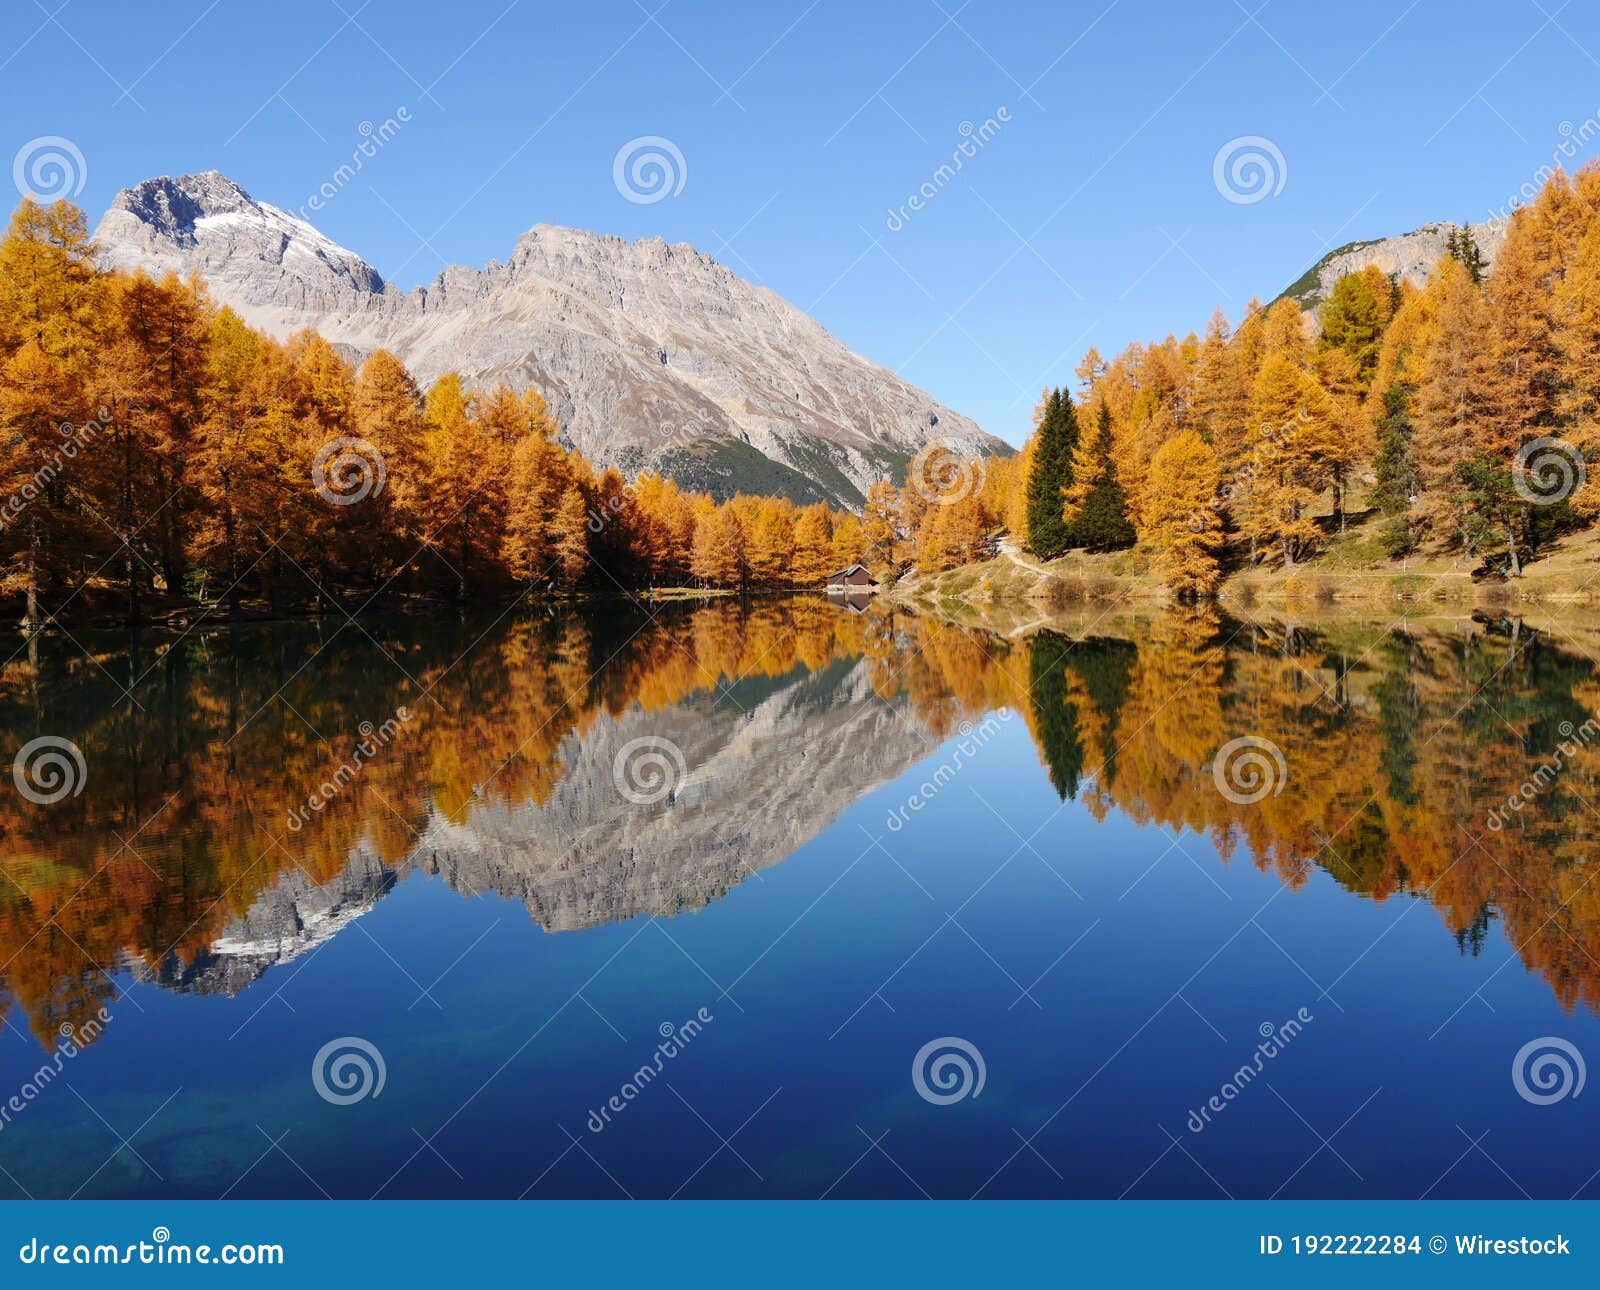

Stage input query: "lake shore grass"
[{"left": 889, "top": 514, "right": 1600, "bottom": 626}]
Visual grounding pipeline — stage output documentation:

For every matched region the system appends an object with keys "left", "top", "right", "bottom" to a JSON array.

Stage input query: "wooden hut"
[{"left": 824, "top": 563, "right": 877, "bottom": 592}]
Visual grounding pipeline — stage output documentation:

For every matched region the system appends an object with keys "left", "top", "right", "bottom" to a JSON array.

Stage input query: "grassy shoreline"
[{"left": 889, "top": 521, "right": 1600, "bottom": 622}]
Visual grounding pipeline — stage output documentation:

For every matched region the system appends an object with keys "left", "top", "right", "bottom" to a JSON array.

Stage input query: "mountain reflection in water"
[{"left": 2, "top": 598, "right": 1599, "bottom": 1056}]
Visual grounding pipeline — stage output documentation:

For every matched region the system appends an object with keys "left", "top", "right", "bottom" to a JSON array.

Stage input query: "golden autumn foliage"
[
  {"left": 981, "top": 162, "right": 1600, "bottom": 595},
  {"left": 7, "top": 601, "right": 1600, "bottom": 1046},
  {"left": 0, "top": 195, "right": 955, "bottom": 620},
  {"left": 1139, "top": 429, "right": 1222, "bottom": 596}
]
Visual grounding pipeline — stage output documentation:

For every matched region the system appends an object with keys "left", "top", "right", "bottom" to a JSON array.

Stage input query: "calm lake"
[{"left": 1, "top": 597, "right": 1597, "bottom": 1198}]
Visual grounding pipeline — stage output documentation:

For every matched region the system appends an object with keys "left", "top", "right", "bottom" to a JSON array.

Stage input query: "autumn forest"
[
  {"left": 0, "top": 197, "right": 949, "bottom": 628},
  {"left": 8, "top": 167, "right": 1600, "bottom": 626},
  {"left": 996, "top": 164, "right": 1600, "bottom": 596}
]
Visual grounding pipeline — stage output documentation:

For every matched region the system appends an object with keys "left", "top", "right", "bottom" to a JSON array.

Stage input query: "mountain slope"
[
  {"left": 146, "top": 653, "right": 946, "bottom": 995},
  {"left": 94, "top": 171, "right": 1005, "bottom": 506},
  {"left": 1280, "top": 214, "right": 1510, "bottom": 309}
]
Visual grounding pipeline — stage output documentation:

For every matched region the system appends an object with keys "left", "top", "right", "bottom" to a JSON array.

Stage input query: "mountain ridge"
[
  {"left": 93, "top": 171, "right": 1006, "bottom": 506},
  {"left": 1280, "top": 213, "right": 1511, "bottom": 309}
]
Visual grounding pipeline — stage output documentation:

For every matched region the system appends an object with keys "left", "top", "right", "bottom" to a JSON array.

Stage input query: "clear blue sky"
[{"left": 5, "top": 0, "right": 1600, "bottom": 445}]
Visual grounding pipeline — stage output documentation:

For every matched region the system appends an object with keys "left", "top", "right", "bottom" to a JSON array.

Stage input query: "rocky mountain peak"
[
  {"left": 96, "top": 170, "right": 389, "bottom": 299},
  {"left": 92, "top": 170, "right": 1004, "bottom": 506}
]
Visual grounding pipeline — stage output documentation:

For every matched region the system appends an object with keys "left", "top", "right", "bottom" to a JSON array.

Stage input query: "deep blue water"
[{"left": 0, "top": 600, "right": 1596, "bottom": 1198}]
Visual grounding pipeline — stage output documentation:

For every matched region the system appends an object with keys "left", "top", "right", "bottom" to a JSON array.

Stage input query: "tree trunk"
[
  {"left": 221, "top": 469, "right": 237, "bottom": 607},
  {"left": 25, "top": 517, "right": 40, "bottom": 634}
]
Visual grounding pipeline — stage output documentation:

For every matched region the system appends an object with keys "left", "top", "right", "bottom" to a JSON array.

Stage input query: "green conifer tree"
[
  {"left": 1025, "top": 387, "right": 1078, "bottom": 558},
  {"left": 1027, "top": 633, "right": 1085, "bottom": 800},
  {"left": 1066, "top": 403, "right": 1136, "bottom": 551},
  {"left": 1370, "top": 384, "right": 1420, "bottom": 556},
  {"left": 1447, "top": 223, "right": 1485, "bottom": 284}
]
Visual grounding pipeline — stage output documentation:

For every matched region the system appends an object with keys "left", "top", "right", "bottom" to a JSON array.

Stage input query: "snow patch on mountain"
[{"left": 93, "top": 171, "right": 1005, "bottom": 505}]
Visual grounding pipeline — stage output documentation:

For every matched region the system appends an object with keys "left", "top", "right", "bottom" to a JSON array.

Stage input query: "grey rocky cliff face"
[
  {"left": 408, "top": 656, "right": 935, "bottom": 932},
  {"left": 155, "top": 656, "right": 946, "bottom": 996},
  {"left": 1290, "top": 215, "right": 1510, "bottom": 309},
  {"left": 94, "top": 171, "right": 1005, "bottom": 505},
  {"left": 140, "top": 851, "right": 396, "bottom": 996}
]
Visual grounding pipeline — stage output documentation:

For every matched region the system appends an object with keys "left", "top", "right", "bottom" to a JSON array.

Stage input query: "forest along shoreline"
[{"left": 11, "top": 163, "right": 1600, "bottom": 634}]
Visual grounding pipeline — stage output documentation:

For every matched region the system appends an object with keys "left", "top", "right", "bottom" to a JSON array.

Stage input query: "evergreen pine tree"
[
  {"left": 1447, "top": 223, "right": 1485, "bottom": 283},
  {"left": 1065, "top": 403, "right": 1136, "bottom": 550},
  {"left": 1027, "top": 633, "right": 1085, "bottom": 800},
  {"left": 1025, "top": 387, "right": 1078, "bottom": 558},
  {"left": 1370, "top": 385, "right": 1420, "bottom": 556}
]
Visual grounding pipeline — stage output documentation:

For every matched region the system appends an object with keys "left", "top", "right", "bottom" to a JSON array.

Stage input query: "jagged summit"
[
  {"left": 97, "top": 171, "right": 389, "bottom": 297},
  {"left": 93, "top": 171, "right": 1005, "bottom": 505}
]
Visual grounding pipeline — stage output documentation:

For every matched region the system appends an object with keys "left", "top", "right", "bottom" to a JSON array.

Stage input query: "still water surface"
[{"left": 0, "top": 598, "right": 1597, "bottom": 1197}]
